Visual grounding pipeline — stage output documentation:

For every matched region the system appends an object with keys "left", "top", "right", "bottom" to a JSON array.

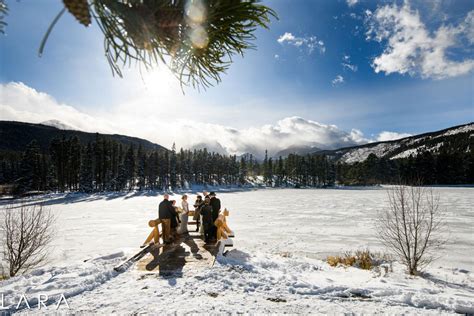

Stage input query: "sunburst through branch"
[{"left": 41, "top": 0, "right": 277, "bottom": 91}]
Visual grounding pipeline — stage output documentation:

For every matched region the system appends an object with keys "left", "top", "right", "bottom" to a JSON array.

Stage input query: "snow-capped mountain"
[
  {"left": 273, "top": 145, "right": 322, "bottom": 158},
  {"left": 322, "top": 122, "right": 473, "bottom": 164},
  {"left": 41, "top": 119, "right": 78, "bottom": 131},
  {"left": 190, "top": 141, "right": 228, "bottom": 155}
]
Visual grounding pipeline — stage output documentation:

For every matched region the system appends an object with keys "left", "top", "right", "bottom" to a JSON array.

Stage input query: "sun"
[{"left": 132, "top": 67, "right": 181, "bottom": 97}]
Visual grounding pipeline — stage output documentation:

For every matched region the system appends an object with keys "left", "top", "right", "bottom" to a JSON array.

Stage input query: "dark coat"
[
  {"left": 200, "top": 204, "right": 213, "bottom": 227},
  {"left": 158, "top": 199, "right": 174, "bottom": 219},
  {"left": 210, "top": 197, "right": 221, "bottom": 221},
  {"left": 170, "top": 206, "right": 179, "bottom": 228}
]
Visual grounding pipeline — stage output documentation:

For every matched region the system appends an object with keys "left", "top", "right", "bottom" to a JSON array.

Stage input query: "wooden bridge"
[
  {"left": 114, "top": 210, "right": 234, "bottom": 276},
  {"left": 135, "top": 232, "right": 220, "bottom": 277}
]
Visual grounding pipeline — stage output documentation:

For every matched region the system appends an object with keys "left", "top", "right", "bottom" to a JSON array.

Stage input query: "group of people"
[{"left": 158, "top": 191, "right": 222, "bottom": 244}]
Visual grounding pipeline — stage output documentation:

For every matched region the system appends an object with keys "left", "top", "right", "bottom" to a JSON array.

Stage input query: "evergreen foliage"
[
  {"left": 36, "top": 0, "right": 277, "bottom": 90},
  {"left": 0, "top": 123, "right": 472, "bottom": 194}
]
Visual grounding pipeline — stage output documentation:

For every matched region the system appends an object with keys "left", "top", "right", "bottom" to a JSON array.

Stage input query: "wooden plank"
[
  {"left": 114, "top": 244, "right": 156, "bottom": 272},
  {"left": 136, "top": 233, "right": 219, "bottom": 276}
]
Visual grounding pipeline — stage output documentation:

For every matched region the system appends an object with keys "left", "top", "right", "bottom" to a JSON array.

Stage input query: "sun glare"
[
  {"left": 185, "top": 0, "right": 209, "bottom": 49},
  {"left": 139, "top": 68, "right": 178, "bottom": 94}
]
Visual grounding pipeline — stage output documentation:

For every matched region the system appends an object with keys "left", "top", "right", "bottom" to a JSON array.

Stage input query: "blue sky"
[{"left": 0, "top": 0, "right": 473, "bottom": 154}]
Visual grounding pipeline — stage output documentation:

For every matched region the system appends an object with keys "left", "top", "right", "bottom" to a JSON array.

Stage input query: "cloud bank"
[
  {"left": 277, "top": 32, "right": 326, "bottom": 55},
  {"left": 0, "top": 82, "right": 115, "bottom": 133},
  {"left": 366, "top": 4, "right": 474, "bottom": 79},
  {"left": 1, "top": 82, "right": 411, "bottom": 157},
  {"left": 376, "top": 131, "right": 412, "bottom": 142}
]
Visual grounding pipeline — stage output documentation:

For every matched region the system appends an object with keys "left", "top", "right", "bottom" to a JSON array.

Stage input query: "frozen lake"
[
  {"left": 2, "top": 186, "right": 472, "bottom": 271},
  {"left": 225, "top": 187, "right": 474, "bottom": 270}
]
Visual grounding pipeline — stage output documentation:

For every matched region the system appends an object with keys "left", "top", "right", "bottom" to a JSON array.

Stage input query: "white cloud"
[
  {"left": 376, "top": 131, "right": 412, "bottom": 142},
  {"left": 342, "top": 63, "right": 358, "bottom": 72},
  {"left": 341, "top": 55, "right": 358, "bottom": 72},
  {"left": 232, "top": 117, "right": 370, "bottom": 156},
  {"left": 277, "top": 32, "right": 326, "bottom": 54},
  {"left": 0, "top": 82, "right": 383, "bottom": 158},
  {"left": 347, "top": 0, "right": 359, "bottom": 7},
  {"left": 366, "top": 4, "right": 474, "bottom": 79},
  {"left": 349, "top": 128, "right": 369, "bottom": 143},
  {"left": 277, "top": 32, "right": 296, "bottom": 43},
  {"left": 0, "top": 82, "right": 116, "bottom": 133},
  {"left": 464, "top": 11, "right": 474, "bottom": 44},
  {"left": 332, "top": 75, "right": 345, "bottom": 86}
]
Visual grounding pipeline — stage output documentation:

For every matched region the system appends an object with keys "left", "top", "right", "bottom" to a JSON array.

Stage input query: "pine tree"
[
  {"left": 69, "top": 136, "right": 81, "bottom": 190},
  {"left": 263, "top": 150, "right": 269, "bottom": 184},
  {"left": 116, "top": 163, "right": 128, "bottom": 191},
  {"left": 79, "top": 143, "right": 94, "bottom": 193},
  {"left": 276, "top": 156, "right": 284, "bottom": 187},
  {"left": 169, "top": 143, "right": 177, "bottom": 189},
  {"left": 136, "top": 144, "right": 146, "bottom": 190},
  {"left": 124, "top": 145, "right": 136, "bottom": 190},
  {"left": 267, "top": 157, "right": 273, "bottom": 186},
  {"left": 239, "top": 156, "right": 247, "bottom": 185},
  {"left": 50, "top": 136, "right": 67, "bottom": 192},
  {"left": 16, "top": 140, "right": 42, "bottom": 193}
]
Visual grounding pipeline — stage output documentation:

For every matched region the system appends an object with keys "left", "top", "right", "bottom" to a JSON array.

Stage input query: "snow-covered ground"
[{"left": 1, "top": 187, "right": 473, "bottom": 314}]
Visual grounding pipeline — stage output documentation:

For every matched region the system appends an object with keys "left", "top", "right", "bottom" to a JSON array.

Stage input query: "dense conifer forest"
[
  {"left": 1, "top": 135, "right": 472, "bottom": 195},
  {"left": 0, "top": 121, "right": 472, "bottom": 195}
]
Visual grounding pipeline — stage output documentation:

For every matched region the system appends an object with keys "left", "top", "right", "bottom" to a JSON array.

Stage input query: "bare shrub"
[
  {"left": 376, "top": 185, "right": 447, "bottom": 275},
  {"left": 327, "top": 249, "right": 391, "bottom": 270},
  {"left": 0, "top": 204, "right": 56, "bottom": 277},
  {"left": 327, "top": 254, "right": 356, "bottom": 268},
  {"left": 0, "top": 263, "right": 7, "bottom": 280}
]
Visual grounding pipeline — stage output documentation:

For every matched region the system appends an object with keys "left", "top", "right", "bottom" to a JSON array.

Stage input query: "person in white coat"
[{"left": 177, "top": 194, "right": 189, "bottom": 234}]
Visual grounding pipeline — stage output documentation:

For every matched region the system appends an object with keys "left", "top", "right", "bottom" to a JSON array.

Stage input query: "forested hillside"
[
  {"left": 0, "top": 121, "right": 165, "bottom": 153},
  {"left": 0, "top": 121, "right": 472, "bottom": 195},
  {"left": 323, "top": 122, "right": 473, "bottom": 163}
]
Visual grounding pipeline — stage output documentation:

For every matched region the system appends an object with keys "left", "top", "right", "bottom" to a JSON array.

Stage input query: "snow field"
[
  {"left": 0, "top": 187, "right": 473, "bottom": 313},
  {"left": 2, "top": 248, "right": 473, "bottom": 314}
]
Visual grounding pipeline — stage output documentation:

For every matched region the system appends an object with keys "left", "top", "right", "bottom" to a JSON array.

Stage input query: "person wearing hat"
[
  {"left": 169, "top": 200, "right": 180, "bottom": 239},
  {"left": 193, "top": 195, "right": 204, "bottom": 232},
  {"left": 209, "top": 192, "right": 221, "bottom": 239},
  {"left": 200, "top": 197, "right": 214, "bottom": 243},
  {"left": 158, "top": 194, "right": 173, "bottom": 244}
]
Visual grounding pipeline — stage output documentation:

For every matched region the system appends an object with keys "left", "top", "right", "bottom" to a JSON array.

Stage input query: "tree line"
[
  {"left": 0, "top": 134, "right": 473, "bottom": 194},
  {"left": 336, "top": 150, "right": 473, "bottom": 185}
]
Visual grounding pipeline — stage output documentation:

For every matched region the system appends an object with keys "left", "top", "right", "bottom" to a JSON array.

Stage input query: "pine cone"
[{"left": 63, "top": 0, "right": 91, "bottom": 26}]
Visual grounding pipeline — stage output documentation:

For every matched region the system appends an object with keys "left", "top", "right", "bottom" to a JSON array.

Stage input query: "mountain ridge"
[
  {"left": 0, "top": 121, "right": 168, "bottom": 153},
  {"left": 1, "top": 120, "right": 472, "bottom": 163},
  {"left": 319, "top": 122, "right": 473, "bottom": 163}
]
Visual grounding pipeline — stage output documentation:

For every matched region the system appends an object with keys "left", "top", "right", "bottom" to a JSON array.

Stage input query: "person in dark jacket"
[
  {"left": 169, "top": 200, "right": 180, "bottom": 239},
  {"left": 158, "top": 194, "right": 172, "bottom": 243},
  {"left": 200, "top": 197, "right": 214, "bottom": 243},
  {"left": 209, "top": 192, "right": 221, "bottom": 239},
  {"left": 193, "top": 195, "right": 204, "bottom": 232}
]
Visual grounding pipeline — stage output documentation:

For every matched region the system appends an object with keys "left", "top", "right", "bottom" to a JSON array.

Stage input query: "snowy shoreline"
[
  {"left": 4, "top": 182, "right": 474, "bottom": 202},
  {"left": 1, "top": 248, "right": 473, "bottom": 314},
  {"left": 1, "top": 187, "right": 473, "bottom": 314}
]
